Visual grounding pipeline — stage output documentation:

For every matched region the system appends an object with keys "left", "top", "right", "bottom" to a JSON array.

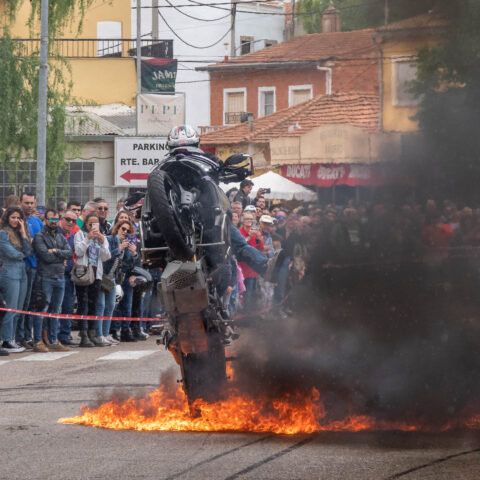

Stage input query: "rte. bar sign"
[{"left": 114, "top": 137, "right": 169, "bottom": 186}]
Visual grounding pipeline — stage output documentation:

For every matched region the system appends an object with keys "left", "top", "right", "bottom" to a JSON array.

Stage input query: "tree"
[
  {"left": 0, "top": 0, "right": 91, "bottom": 201},
  {"left": 296, "top": 0, "right": 439, "bottom": 33},
  {"left": 411, "top": 0, "right": 480, "bottom": 204}
]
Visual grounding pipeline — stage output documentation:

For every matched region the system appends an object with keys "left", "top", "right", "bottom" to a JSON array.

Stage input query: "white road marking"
[
  {"left": 17, "top": 352, "right": 79, "bottom": 361},
  {"left": 97, "top": 350, "right": 158, "bottom": 361},
  {"left": 0, "top": 360, "right": 10, "bottom": 366}
]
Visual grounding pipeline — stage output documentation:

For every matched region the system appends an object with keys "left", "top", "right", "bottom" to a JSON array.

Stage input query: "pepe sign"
[{"left": 141, "top": 59, "right": 177, "bottom": 93}]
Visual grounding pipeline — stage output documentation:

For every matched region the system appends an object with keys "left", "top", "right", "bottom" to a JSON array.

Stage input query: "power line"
[
  {"left": 135, "top": 0, "right": 384, "bottom": 16},
  {"left": 164, "top": 0, "right": 231, "bottom": 21},
  {"left": 158, "top": 8, "right": 233, "bottom": 48}
]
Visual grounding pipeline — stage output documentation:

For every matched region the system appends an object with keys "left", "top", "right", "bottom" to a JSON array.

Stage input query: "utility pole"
[
  {"left": 152, "top": 0, "right": 158, "bottom": 40},
  {"left": 36, "top": 0, "right": 49, "bottom": 206},
  {"left": 230, "top": 1, "right": 236, "bottom": 58},
  {"left": 291, "top": 0, "right": 295, "bottom": 39},
  {"left": 136, "top": 0, "right": 142, "bottom": 135},
  {"left": 384, "top": 0, "right": 389, "bottom": 25}
]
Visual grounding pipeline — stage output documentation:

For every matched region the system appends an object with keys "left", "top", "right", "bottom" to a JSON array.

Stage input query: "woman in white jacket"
[{"left": 74, "top": 212, "right": 111, "bottom": 347}]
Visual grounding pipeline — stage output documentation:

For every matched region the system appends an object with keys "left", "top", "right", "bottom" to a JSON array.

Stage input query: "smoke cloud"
[{"left": 232, "top": 263, "right": 480, "bottom": 428}]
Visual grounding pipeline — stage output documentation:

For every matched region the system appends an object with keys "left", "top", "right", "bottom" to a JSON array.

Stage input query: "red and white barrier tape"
[{"left": 0, "top": 307, "right": 166, "bottom": 323}]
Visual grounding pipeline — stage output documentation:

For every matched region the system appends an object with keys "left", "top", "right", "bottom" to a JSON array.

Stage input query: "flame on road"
[{"left": 59, "top": 385, "right": 473, "bottom": 434}]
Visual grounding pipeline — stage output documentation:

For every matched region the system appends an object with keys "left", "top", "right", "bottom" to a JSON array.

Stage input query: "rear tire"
[
  {"left": 147, "top": 169, "right": 195, "bottom": 261},
  {"left": 181, "top": 333, "right": 226, "bottom": 405}
]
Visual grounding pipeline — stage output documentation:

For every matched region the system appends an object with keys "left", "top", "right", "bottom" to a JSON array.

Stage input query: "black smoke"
[{"left": 231, "top": 260, "right": 480, "bottom": 429}]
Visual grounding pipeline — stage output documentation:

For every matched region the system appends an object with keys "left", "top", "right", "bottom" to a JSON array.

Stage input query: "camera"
[{"left": 263, "top": 188, "right": 271, "bottom": 194}]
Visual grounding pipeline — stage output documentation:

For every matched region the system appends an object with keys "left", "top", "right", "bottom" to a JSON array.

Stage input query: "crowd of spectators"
[
  {"left": 0, "top": 182, "right": 476, "bottom": 356},
  {"left": 227, "top": 179, "right": 480, "bottom": 317},
  {"left": 0, "top": 193, "right": 161, "bottom": 357}
]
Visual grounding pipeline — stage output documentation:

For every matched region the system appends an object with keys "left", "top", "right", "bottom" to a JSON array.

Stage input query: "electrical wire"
[
  {"left": 164, "top": 0, "right": 231, "bottom": 21},
  {"left": 158, "top": 8, "right": 233, "bottom": 49},
  {"left": 136, "top": 0, "right": 384, "bottom": 16}
]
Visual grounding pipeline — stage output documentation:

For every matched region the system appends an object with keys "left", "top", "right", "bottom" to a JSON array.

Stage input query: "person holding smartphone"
[
  {"left": 0, "top": 207, "right": 32, "bottom": 353},
  {"left": 74, "top": 212, "right": 111, "bottom": 347}
]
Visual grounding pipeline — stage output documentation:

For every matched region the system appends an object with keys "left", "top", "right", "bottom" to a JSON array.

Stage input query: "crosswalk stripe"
[
  {"left": 17, "top": 351, "right": 79, "bottom": 361},
  {"left": 97, "top": 350, "right": 158, "bottom": 361},
  {"left": 0, "top": 360, "right": 10, "bottom": 366}
]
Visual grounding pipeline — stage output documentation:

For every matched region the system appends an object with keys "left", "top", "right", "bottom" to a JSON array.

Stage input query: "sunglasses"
[
  {"left": 47, "top": 218, "right": 59, "bottom": 223},
  {"left": 276, "top": 215, "right": 286, "bottom": 219},
  {"left": 98, "top": 207, "right": 108, "bottom": 211},
  {"left": 120, "top": 226, "right": 130, "bottom": 232},
  {"left": 63, "top": 217, "right": 76, "bottom": 223}
]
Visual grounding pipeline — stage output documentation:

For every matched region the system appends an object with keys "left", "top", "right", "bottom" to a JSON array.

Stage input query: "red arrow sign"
[{"left": 120, "top": 170, "right": 149, "bottom": 183}]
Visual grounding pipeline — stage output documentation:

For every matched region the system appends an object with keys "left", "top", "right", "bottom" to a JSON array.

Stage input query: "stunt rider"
[{"left": 166, "top": 125, "right": 284, "bottom": 283}]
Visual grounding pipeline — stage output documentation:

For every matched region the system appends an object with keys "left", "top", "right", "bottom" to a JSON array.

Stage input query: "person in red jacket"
[{"left": 238, "top": 211, "right": 264, "bottom": 311}]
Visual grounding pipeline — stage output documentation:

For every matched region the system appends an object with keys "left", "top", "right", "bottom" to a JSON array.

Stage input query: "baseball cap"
[
  {"left": 259, "top": 215, "right": 274, "bottom": 224},
  {"left": 244, "top": 205, "right": 256, "bottom": 212}
]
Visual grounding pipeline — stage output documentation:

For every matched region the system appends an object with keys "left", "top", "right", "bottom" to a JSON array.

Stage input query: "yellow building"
[
  {"left": 1, "top": 0, "right": 173, "bottom": 206},
  {"left": 3, "top": 0, "right": 138, "bottom": 105},
  {"left": 374, "top": 12, "right": 447, "bottom": 133}
]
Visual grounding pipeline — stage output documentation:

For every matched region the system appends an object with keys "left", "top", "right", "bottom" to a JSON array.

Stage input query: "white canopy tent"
[{"left": 220, "top": 170, "right": 317, "bottom": 202}]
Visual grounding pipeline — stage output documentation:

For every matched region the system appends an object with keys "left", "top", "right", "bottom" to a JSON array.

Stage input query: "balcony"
[
  {"left": 224, "top": 111, "right": 246, "bottom": 125},
  {"left": 12, "top": 38, "right": 173, "bottom": 58}
]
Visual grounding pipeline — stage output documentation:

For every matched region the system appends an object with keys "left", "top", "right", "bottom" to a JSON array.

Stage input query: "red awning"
[{"left": 282, "top": 163, "right": 405, "bottom": 187}]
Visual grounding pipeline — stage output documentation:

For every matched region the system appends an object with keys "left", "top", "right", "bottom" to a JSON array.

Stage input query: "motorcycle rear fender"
[{"left": 159, "top": 260, "right": 209, "bottom": 315}]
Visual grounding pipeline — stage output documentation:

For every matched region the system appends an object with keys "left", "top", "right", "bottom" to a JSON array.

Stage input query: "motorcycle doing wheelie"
[{"left": 140, "top": 145, "right": 253, "bottom": 405}]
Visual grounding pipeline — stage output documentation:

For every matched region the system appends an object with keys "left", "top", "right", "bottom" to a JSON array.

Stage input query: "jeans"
[
  {"left": 76, "top": 279, "right": 101, "bottom": 331},
  {"left": 96, "top": 286, "right": 116, "bottom": 337},
  {"left": 231, "top": 226, "right": 268, "bottom": 275},
  {"left": 15, "top": 266, "right": 36, "bottom": 342},
  {"left": 243, "top": 277, "right": 258, "bottom": 312},
  {"left": 0, "top": 270, "right": 28, "bottom": 342},
  {"left": 59, "top": 274, "right": 75, "bottom": 342},
  {"left": 273, "top": 257, "right": 290, "bottom": 305},
  {"left": 39, "top": 277, "right": 65, "bottom": 344}
]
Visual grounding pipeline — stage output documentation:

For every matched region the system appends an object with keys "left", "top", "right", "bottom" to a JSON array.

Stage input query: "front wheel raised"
[{"left": 147, "top": 169, "right": 195, "bottom": 261}]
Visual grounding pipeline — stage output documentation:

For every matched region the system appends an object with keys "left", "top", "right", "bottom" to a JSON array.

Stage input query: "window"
[
  {"left": 240, "top": 36, "right": 254, "bottom": 55},
  {"left": 0, "top": 161, "right": 94, "bottom": 207},
  {"left": 258, "top": 87, "right": 276, "bottom": 118},
  {"left": 223, "top": 88, "right": 246, "bottom": 125},
  {"left": 288, "top": 85, "right": 313, "bottom": 106},
  {"left": 392, "top": 59, "right": 420, "bottom": 107},
  {"left": 97, "top": 21, "right": 122, "bottom": 57},
  {"left": 264, "top": 39, "right": 278, "bottom": 48}
]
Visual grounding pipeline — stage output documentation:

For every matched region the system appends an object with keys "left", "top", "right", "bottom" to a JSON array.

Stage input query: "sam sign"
[{"left": 115, "top": 137, "right": 168, "bottom": 186}]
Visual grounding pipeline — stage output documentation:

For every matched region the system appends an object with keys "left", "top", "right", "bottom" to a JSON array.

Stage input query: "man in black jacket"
[
  {"left": 33, "top": 209, "right": 73, "bottom": 352},
  {"left": 233, "top": 179, "right": 254, "bottom": 209}
]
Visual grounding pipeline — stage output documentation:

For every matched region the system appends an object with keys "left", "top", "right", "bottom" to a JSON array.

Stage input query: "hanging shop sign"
[
  {"left": 141, "top": 58, "right": 177, "bottom": 93},
  {"left": 137, "top": 93, "right": 185, "bottom": 136},
  {"left": 282, "top": 163, "right": 404, "bottom": 187}
]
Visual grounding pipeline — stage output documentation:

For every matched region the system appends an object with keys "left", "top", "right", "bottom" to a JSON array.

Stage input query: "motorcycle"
[{"left": 139, "top": 146, "right": 253, "bottom": 406}]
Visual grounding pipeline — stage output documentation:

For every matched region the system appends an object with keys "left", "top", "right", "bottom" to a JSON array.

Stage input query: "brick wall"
[{"left": 209, "top": 58, "right": 378, "bottom": 125}]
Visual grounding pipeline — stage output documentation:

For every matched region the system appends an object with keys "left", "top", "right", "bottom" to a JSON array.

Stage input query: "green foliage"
[
  {"left": 296, "top": 0, "right": 440, "bottom": 33},
  {"left": 0, "top": 0, "right": 91, "bottom": 201},
  {"left": 411, "top": 0, "right": 480, "bottom": 203}
]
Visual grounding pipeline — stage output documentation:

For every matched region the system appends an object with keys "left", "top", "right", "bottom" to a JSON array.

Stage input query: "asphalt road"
[{"left": 1, "top": 337, "right": 480, "bottom": 480}]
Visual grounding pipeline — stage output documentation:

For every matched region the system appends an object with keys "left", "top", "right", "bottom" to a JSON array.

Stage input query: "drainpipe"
[
  {"left": 373, "top": 35, "right": 384, "bottom": 132},
  {"left": 316, "top": 65, "right": 332, "bottom": 95}
]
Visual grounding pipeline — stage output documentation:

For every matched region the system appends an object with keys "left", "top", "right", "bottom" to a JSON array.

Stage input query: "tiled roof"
[
  {"left": 65, "top": 111, "right": 125, "bottom": 136},
  {"left": 200, "top": 93, "right": 379, "bottom": 145},
  {"left": 199, "top": 29, "right": 375, "bottom": 70},
  {"left": 376, "top": 11, "right": 448, "bottom": 33}
]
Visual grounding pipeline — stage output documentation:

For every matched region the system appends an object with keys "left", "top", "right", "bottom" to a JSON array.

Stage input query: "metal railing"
[
  {"left": 224, "top": 111, "right": 246, "bottom": 125},
  {"left": 12, "top": 38, "right": 173, "bottom": 59}
]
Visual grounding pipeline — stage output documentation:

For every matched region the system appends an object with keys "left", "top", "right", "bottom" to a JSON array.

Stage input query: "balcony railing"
[
  {"left": 225, "top": 111, "right": 246, "bottom": 125},
  {"left": 12, "top": 38, "right": 173, "bottom": 59}
]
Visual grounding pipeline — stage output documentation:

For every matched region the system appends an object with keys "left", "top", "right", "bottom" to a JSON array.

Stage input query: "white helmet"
[
  {"left": 167, "top": 124, "right": 199, "bottom": 149},
  {"left": 115, "top": 284, "right": 124, "bottom": 304}
]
